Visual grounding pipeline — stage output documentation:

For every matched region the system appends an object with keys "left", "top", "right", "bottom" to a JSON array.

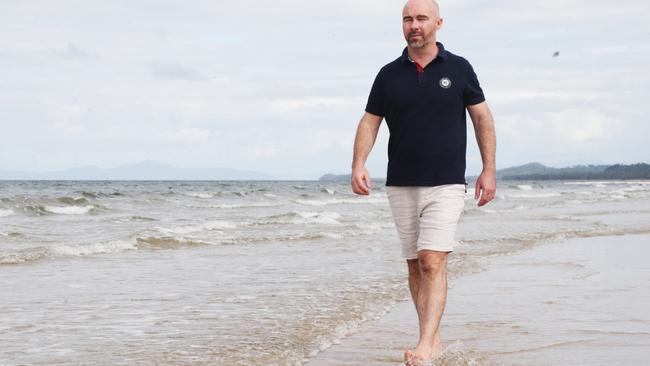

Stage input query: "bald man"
[{"left": 351, "top": 0, "right": 496, "bottom": 365}]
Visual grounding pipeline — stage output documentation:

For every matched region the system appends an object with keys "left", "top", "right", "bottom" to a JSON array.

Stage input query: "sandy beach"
[{"left": 307, "top": 233, "right": 650, "bottom": 366}]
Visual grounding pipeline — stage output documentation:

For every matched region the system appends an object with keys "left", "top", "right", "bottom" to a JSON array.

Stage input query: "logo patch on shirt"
[{"left": 439, "top": 77, "right": 452, "bottom": 89}]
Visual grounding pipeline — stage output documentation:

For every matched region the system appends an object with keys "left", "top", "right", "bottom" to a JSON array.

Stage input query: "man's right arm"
[{"left": 351, "top": 112, "right": 383, "bottom": 195}]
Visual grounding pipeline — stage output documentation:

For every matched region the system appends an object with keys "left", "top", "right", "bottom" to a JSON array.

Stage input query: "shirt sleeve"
[
  {"left": 463, "top": 61, "right": 485, "bottom": 106},
  {"left": 365, "top": 69, "right": 385, "bottom": 117}
]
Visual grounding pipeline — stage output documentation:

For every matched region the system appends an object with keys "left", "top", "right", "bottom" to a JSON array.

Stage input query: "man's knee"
[
  {"left": 417, "top": 250, "right": 448, "bottom": 275},
  {"left": 407, "top": 258, "right": 420, "bottom": 277}
]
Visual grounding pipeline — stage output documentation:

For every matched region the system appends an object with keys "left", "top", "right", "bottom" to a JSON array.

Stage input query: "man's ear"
[{"left": 437, "top": 17, "right": 444, "bottom": 30}]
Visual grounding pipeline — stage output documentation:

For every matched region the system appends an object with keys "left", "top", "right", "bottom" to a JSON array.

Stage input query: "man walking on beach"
[{"left": 351, "top": 0, "right": 496, "bottom": 364}]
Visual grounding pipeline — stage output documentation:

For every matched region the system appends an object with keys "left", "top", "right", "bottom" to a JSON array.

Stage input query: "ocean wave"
[
  {"left": 504, "top": 192, "right": 562, "bottom": 199},
  {"left": 135, "top": 236, "right": 210, "bottom": 249},
  {"left": 321, "top": 188, "right": 336, "bottom": 195},
  {"left": 43, "top": 205, "right": 98, "bottom": 215},
  {"left": 218, "top": 230, "right": 346, "bottom": 245},
  {"left": 0, "top": 239, "right": 137, "bottom": 265},
  {"left": 255, "top": 211, "right": 342, "bottom": 225},
  {"left": 128, "top": 215, "right": 157, "bottom": 221},
  {"left": 209, "top": 202, "right": 282, "bottom": 209},
  {"left": 0, "top": 231, "right": 24, "bottom": 238},
  {"left": 0, "top": 247, "right": 50, "bottom": 265},
  {"left": 51, "top": 240, "right": 137, "bottom": 256},
  {"left": 561, "top": 181, "right": 650, "bottom": 186},
  {"left": 20, "top": 204, "right": 46, "bottom": 216},
  {"left": 75, "top": 190, "right": 124, "bottom": 198},
  {"left": 56, "top": 196, "right": 90, "bottom": 205},
  {"left": 352, "top": 222, "right": 393, "bottom": 233},
  {"left": 515, "top": 184, "right": 533, "bottom": 191},
  {"left": 622, "top": 185, "right": 650, "bottom": 192},
  {"left": 563, "top": 181, "right": 612, "bottom": 186},
  {"left": 0, "top": 208, "right": 15, "bottom": 217},
  {"left": 155, "top": 220, "right": 237, "bottom": 235},
  {"left": 77, "top": 190, "right": 98, "bottom": 198},
  {"left": 292, "top": 195, "right": 388, "bottom": 206},
  {"left": 183, "top": 192, "right": 214, "bottom": 199},
  {"left": 478, "top": 205, "right": 528, "bottom": 214}
]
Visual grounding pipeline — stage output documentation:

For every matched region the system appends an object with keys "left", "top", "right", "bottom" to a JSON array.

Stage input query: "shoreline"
[{"left": 306, "top": 233, "right": 650, "bottom": 366}]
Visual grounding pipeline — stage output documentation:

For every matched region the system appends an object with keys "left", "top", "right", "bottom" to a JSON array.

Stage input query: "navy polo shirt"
[{"left": 365, "top": 42, "right": 485, "bottom": 186}]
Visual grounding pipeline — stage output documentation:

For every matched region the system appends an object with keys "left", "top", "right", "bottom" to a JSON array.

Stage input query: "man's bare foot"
[
  {"left": 403, "top": 341, "right": 446, "bottom": 365},
  {"left": 403, "top": 347, "right": 431, "bottom": 366}
]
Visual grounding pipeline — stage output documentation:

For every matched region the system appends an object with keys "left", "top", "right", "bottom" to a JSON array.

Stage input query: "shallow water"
[{"left": 1, "top": 179, "right": 649, "bottom": 365}]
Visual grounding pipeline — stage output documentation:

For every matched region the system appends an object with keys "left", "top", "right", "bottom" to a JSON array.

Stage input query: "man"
[{"left": 350, "top": 0, "right": 496, "bottom": 365}]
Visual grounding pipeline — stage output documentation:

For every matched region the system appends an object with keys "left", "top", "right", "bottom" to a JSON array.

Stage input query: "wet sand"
[{"left": 306, "top": 234, "right": 650, "bottom": 366}]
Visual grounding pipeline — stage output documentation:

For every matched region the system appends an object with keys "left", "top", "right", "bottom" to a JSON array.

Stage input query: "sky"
[{"left": 1, "top": 0, "right": 649, "bottom": 179}]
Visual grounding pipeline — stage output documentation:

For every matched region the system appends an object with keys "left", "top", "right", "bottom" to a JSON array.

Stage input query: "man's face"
[{"left": 402, "top": 0, "right": 442, "bottom": 49}]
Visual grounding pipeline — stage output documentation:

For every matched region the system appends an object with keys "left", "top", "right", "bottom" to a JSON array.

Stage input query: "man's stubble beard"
[
  {"left": 407, "top": 33, "right": 430, "bottom": 49},
  {"left": 408, "top": 38, "right": 427, "bottom": 48}
]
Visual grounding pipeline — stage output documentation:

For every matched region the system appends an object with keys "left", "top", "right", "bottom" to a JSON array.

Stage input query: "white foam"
[
  {"left": 506, "top": 192, "right": 562, "bottom": 199},
  {"left": 0, "top": 208, "right": 15, "bottom": 217},
  {"left": 184, "top": 192, "right": 213, "bottom": 198},
  {"left": 297, "top": 211, "right": 341, "bottom": 225},
  {"left": 51, "top": 239, "right": 137, "bottom": 256},
  {"left": 293, "top": 195, "right": 388, "bottom": 206},
  {"left": 156, "top": 220, "right": 237, "bottom": 235},
  {"left": 516, "top": 184, "right": 533, "bottom": 191},
  {"left": 263, "top": 211, "right": 342, "bottom": 225},
  {"left": 44, "top": 205, "right": 95, "bottom": 215},
  {"left": 623, "top": 185, "right": 648, "bottom": 192},
  {"left": 353, "top": 222, "right": 385, "bottom": 233},
  {"left": 608, "top": 194, "right": 627, "bottom": 200},
  {"left": 212, "top": 202, "right": 281, "bottom": 209},
  {"left": 563, "top": 181, "right": 611, "bottom": 185},
  {"left": 482, "top": 205, "right": 529, "bottom": 214},
  {"left": 321, "top": 232, "right": 343, "bottom": 239}
]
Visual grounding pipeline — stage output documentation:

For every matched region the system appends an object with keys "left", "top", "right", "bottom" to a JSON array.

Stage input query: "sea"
[{"left": 1, "top": 179, "right": 649, "bottom": 365}]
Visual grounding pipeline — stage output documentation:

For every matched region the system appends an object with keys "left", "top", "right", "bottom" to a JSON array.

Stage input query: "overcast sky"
[{"left": 1, "top": 0, "right": 648, "bottom": 179}]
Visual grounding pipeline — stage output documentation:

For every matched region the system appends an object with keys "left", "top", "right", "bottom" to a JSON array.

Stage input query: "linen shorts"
[{"left": 385, "top": 184, "right": 466, "bottom": 260}]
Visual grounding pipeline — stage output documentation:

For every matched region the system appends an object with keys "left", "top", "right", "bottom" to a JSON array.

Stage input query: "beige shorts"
[{"left": 385, "top": 184, "right": 466, "bottom": 259}]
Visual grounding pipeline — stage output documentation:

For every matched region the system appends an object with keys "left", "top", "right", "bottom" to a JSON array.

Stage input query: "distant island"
[
  {"left": 319, "top": 162, "right": 650, "bottom": 181},
  {"left": 0, "top": 160, "right": 275, "bottom": 180}
]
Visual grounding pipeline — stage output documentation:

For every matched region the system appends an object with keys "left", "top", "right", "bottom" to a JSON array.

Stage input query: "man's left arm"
[{"left": 467, "top": 101, "right": 496, "bottom": 207}]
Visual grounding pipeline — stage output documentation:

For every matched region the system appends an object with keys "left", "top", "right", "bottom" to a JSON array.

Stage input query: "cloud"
[
  {"left": 158, "top": 128, "right": 214, "bottom": 144},
  {"left": 55, "top": 42, "right": 92, "bottom": 60},
  {"left": 149, "top": 62, "right": 206, "bottom": 81},
  {"left": 549, "top": 109, "right": 609, "bottom": 144},
  {"left": 269, "top": 97, "right": 353, "bottom": 113}
]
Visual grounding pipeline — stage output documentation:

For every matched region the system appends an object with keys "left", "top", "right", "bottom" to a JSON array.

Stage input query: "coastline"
[{"left": 306, "top": 233, "right": 650, "bottom": 366}]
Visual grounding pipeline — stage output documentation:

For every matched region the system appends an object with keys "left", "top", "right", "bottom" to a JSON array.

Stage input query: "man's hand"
[
  {"left": 351, "top": 166, "right": 372, "bottom": 195},
  {"left": 475, "top": 169, "right": 496, "bottom": 206}
]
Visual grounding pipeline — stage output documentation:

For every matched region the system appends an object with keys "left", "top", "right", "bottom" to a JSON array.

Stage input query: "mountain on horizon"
[
  {"left": 0, "top": 160, "right": 276, "bottom": 180},
  {"left": 319, "top": 162, "right": 650, "bottom": 181}
]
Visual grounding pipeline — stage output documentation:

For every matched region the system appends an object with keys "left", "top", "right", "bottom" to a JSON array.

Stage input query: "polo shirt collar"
[{"left": 401, "top": 41, "right": 447, "bottom": 63}]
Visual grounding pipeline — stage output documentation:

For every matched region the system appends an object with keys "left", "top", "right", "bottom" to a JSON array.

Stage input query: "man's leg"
[
  {"left": 406, "top": 259, "right": 443, "bottom": 350},
  {"left": 405, "top": 250, "right": 448, "bottom": 362}
]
